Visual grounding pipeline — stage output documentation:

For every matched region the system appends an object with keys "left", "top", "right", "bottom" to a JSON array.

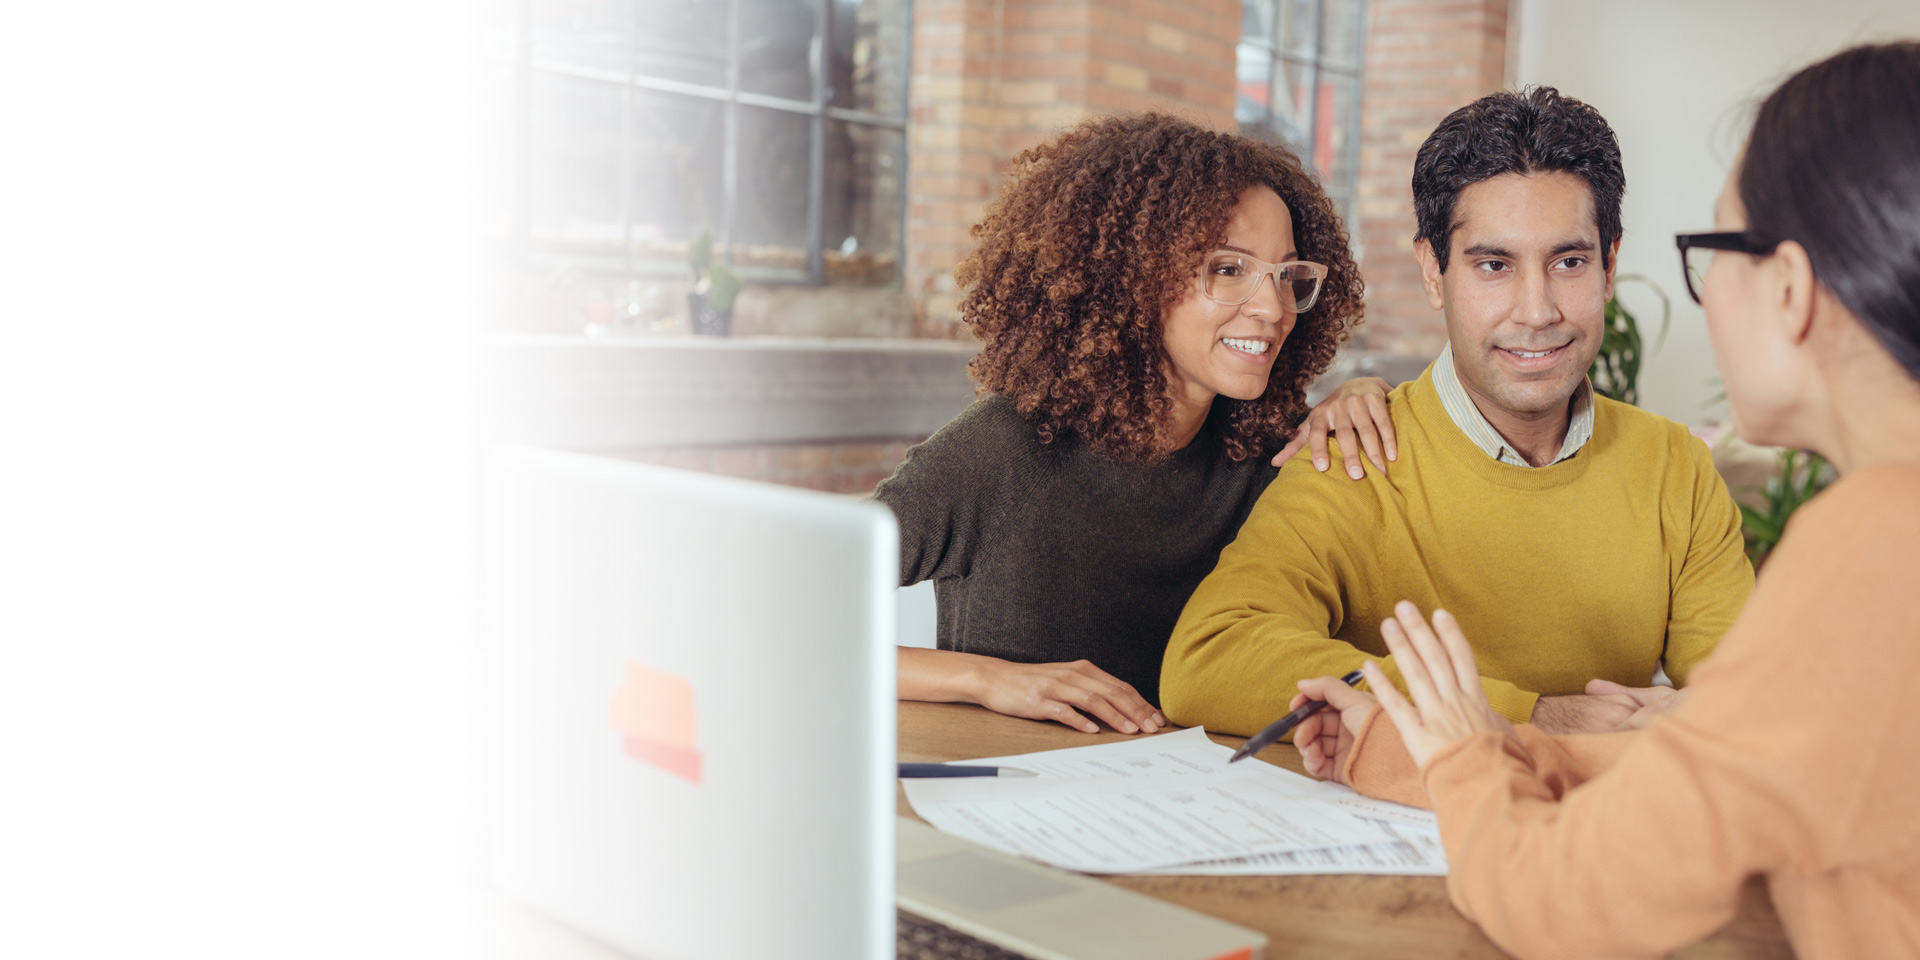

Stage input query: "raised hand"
[
  {"left": 1272, "top": 376, "right": 1397, "bottom": 477},
  {"left": 1366, "top": 601, "right": 1516, "bottom": 768}
]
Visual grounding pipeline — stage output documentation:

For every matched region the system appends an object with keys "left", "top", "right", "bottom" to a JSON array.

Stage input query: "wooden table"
[{"left": 900, "top": 701, "right": 1793, "bottom": 960}]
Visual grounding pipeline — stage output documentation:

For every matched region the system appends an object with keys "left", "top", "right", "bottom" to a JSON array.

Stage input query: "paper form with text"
[{"left": 902, "top": 728, "right": 1445, "bottom": 875}]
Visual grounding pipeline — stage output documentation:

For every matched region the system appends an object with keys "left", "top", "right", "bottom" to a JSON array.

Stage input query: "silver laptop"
[{"left": 482, "top": 446, "right": 1267, "bottom": 960}]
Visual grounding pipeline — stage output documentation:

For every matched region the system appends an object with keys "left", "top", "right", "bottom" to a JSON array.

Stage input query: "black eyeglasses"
[{"left": 1674, "top": 232, "right": 1780, "bottom": 304}]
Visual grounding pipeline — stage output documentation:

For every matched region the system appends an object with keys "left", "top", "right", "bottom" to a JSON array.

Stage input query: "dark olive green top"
[{"left": 873, "top": 395, "right": 1279, "bottom": 706}]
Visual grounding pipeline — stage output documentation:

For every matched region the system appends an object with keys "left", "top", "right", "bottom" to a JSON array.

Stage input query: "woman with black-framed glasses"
[
  {"left": 1674, "top": 231, "right": 1779, "bottom": 304},
  {"left": 1286, "top": 41, "right": 1920, "bottom": 958}
]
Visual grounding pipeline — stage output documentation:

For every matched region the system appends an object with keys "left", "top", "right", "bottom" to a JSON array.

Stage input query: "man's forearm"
[{"left": 1530, "top": 693, "right": 1636, "bottom": 735}]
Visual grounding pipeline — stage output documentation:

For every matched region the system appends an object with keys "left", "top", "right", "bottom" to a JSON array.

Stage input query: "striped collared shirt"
[{"left": 1432, "top": 342, "right": 1595, "bottom": 467}]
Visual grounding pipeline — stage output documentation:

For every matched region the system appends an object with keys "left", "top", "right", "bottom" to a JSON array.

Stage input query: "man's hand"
[
  {"left": 968, "top": 658, "right": 1166, "bottom": 735},
  {"left": 1585, "top": 679, "right": 1685, "bottom": 731},
  {"left": 1368, "top": 601, "right": 1516, "bottom": 768},
  {"left": 1273, "top": 376, "right": 1396, "bottom": 478},
  {"left": 1290, "top": 676, "right": 1380, "bottom": 784},
  {"left": 1529, "top": 691, "right": 1641, "bottom": 734}
]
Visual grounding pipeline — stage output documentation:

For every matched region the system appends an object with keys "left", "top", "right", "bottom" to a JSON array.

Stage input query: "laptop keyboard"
[{"left": 897, "top": 909, "right": 1034, "bottom": 960}]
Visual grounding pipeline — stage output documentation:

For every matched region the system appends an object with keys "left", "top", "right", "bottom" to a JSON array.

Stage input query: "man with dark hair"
[{"left": 1160, "top": 87, "right": 1755, "bottom": 737}]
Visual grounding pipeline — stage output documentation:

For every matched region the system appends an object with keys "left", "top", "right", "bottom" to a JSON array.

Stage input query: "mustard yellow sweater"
[{"left": 1161, "top": 364, "right": 1754, "bottom": 735}]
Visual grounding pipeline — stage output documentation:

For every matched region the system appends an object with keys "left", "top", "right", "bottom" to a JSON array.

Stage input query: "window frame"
[
  {"left": 1235, "top": 0, "right": 1366, "bottom": 225},
  {"left": 502, "top": 0, "right": 913, "bottom": 286}
]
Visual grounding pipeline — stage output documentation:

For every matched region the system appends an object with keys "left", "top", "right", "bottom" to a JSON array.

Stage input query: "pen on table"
[
  {"left": 898, "top": 763, "right": 1037, "bottom": 778},
  {"left": 1227, "top": 668, "right": 1367, "bottom": 763}
]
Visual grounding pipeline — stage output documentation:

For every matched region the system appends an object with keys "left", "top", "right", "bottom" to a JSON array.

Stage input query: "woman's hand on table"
[
  {"left": 1273, "top": 376, "right": 1396, "bottom": 477},
  {"left": 897, "top": 647, "right": 1165, "bottom": 734},
  {"left": 1369, "top": 601, "right": 1516, "bottom": 768},
  {"left": 970, "top": 658, "right": 1166, "bottom": 734}
]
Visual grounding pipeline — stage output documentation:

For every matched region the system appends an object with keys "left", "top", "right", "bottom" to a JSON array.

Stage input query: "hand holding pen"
[
  {"left": 1286, "top": 605, "right": 1518, "bottom": 783},
  {"left": 1228, "top": 669, "right": 1366, "bottom": 763},
  {"left": 1286, "top": 670, "right": 1384, "bottom": 784}
]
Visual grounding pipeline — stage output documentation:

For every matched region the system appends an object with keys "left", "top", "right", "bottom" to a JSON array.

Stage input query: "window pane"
[
  {"left": 531, "top": 73, "right": 624, "bottom": 257},
  {"left": 1278, "top": 0, "right": 1318, "bottom": 59},
  {"left": 1321, "top": 0, "right": 1364, "bottom": 69},
  {"left": 1266, "top": 58, "right": 1316, "bottom": 148},
  {"left": 740, "top": 0, "right": 817, "bottom": 102},
  {"left": 630, "top": 91, "right": 726, "bottom": 266},
  {"left": 1240, "top": 0, "right": 1277, "bottom": 53},
  {"left": 635, "top": 0, "right": 731, "bottom": 89},
  {"left": 823, "top": 121, "right": 902, "bottom": 284},
  {"left": 734, "top": 106, "right": 812, "bottom": 269},
  {"left": 532, "top": 0, "right": 628, "bottom": 73},
  {"left": 1235, "top": 44, "right": 1274, "bottom": 130},
  {"left": 1310, "top": 70, "right": 1358, "bottom": 188},
  {"left": 829, "top": 0, "right": 907, "bottom": 116}
]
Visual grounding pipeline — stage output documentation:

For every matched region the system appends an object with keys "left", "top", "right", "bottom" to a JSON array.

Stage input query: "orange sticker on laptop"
[{"left": 608, "top": 662, "right": 702, "bottom": 784}]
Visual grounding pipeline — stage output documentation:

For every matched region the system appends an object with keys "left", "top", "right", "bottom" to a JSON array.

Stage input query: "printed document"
[
  {"left": 902, "top": 728, "right": 1444, "bottom": 875},
  {"left": 1135, "top": 817, "right": 1446, "bottom": 876}
]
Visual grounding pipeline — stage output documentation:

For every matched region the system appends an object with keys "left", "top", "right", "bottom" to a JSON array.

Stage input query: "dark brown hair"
[
  {"left": 1741, "top": 42, "right": 1920, "bottom": 381},
  {"left": 1412, "top": 86, "right": 1625, "bottom": 272},
  {"left": 955, "top": 112, "right": 1364, "bottom": 462}
]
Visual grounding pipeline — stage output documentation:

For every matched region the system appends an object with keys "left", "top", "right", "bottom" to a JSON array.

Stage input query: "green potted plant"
[
  {"left": 1588, "top": 274, "right": 1670, "bottom": 405},
  {"left": 1739, "top": 448, "right": 1832, "bottom": 569},
  {"left": 687, "top": 230, "right": 742, "bottom": 337}
]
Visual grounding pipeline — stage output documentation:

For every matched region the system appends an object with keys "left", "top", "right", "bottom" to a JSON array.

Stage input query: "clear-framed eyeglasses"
[{"left": 1200, "top": 250, "right": 1328, "bottom": 313}]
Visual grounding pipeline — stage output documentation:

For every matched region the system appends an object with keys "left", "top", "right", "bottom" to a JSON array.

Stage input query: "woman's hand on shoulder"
[
  {"left": 899, "top": 648, "right": 1165, "bottom": 734},
  {"left": 1272, "top": 376, "right": 1396, "bottom": 478}
]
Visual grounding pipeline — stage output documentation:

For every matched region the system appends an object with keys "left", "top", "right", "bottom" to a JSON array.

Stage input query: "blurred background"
[{"left": 477, "top": 0, "right": 1920, "bottom": 496}]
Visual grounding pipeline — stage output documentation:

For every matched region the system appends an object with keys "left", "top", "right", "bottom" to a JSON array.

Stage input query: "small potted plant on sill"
[{"left": 687, "top": 230, "right": 742, "bottom": 337}]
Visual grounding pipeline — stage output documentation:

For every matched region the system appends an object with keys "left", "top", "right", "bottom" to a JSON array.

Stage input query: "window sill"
[
  {"left": 481, "top": 334, "right": 981, "bottom": 449},
  {"left": 480, "top": 333, "right": 1433, "bottom": 451}
]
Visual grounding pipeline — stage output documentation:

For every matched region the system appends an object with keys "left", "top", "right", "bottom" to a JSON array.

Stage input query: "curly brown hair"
[{"left": 955, "top": 112, "right": 1365, "bottom": 461}]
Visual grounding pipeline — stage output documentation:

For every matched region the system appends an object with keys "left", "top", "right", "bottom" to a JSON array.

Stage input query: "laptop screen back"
[{"left": 482, "top": 447, "right": 897, "bottom": 960}]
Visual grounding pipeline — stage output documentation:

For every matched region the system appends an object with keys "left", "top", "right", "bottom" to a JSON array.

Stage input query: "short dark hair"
[
  {"left": 1741, "top": 41, "right": 1920, "bottom": 382},
  {"left": 1412, "top": 86, "right": 1625, "bottom": 272}
]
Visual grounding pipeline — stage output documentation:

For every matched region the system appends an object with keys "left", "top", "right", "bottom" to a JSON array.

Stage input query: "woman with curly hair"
[{"left": 875, "top": 112, "right": 1380, "bottom": 734}]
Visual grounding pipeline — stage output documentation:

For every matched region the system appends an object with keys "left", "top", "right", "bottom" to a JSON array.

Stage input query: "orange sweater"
[{"left": 1340, "top": 465, "right": 1920, "bottom": 960}]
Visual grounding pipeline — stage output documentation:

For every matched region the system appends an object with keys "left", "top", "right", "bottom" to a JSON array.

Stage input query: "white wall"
[
  {"left": 1513, "top": 1, "right": 1920, "bottom": 427},
  {"left": 898, "top": 580, "right": 939, "bottom": 649}
]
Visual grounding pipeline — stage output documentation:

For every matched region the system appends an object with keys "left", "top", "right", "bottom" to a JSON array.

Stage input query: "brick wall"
[
  {"left": 905, "top": 0, "right": 1240, "bottom": 336},
  {"left": 1351, "top": 0, "right": 1511, "bottom": 354},
  {"left": 905, "top": 0, "right": 1516, "bottom": 351},
  {"left": 904, "top": 0, "right": 999, "bottom": 338},
  {"left": 611, "top": 439, "right": 923, "bottom": 494}
]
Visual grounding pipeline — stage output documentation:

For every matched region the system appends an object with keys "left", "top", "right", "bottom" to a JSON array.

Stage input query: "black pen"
[
  {"left": 1227, "top": 669, "right": 1367, "bottom": 763},
  {"left": 898, "top": 762, "right": 1037, "bottom": 778}
]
